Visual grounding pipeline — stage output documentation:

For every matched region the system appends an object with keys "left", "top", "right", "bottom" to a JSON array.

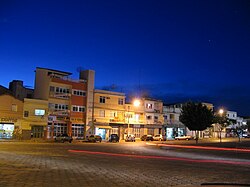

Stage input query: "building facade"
[
  {"left": 138, "top": 98, "right": 164, "bottom": 137},
  {"left": 92, "top": 89, "right": 126, "bottom": 140},
  {"left": 34, "top": 67, "right": 94, "bottom": 140},
  {"left": 91, "top": 92, "right": 165, "bottom": 140}
]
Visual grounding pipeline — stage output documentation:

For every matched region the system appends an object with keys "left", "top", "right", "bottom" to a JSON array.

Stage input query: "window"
[
  {"left": 72, "top": 124, "right": 84, "bottom": 139},
  {"left": 110, "top": 111, "right": 116, "bottom": 117},
  {"left": 100, "top": 96, "right": 106, "bottom": 103},
  {"left": 154, "top": 116, "right": 158, "bottom": 122},
  {"left": 35, "top": 109, "right": 45, "bottom": 116},
  {"left": 72, "top": 89, "right": 86, "bottom": 96},
  {"left": 99, "top": 110, "right": 105, "bottom": 117},
  {"left": 53, "top": 123, "right": 67, "bottom": 137},
  {"left": 118, "top": 98, "right": 124, "bottom": 105},
  {"left": 11, "top": 104, "right": 17, "bottom": 112},
  {"left": 53, "top": 103, "right": 68, "bottom": 111},
  {"left": 55, "top": 87, "right": 70, "bottom": 94},
  {"left": 24, "top": 111, "right": 29, "bottom": 117},
  {"left": 134, "top": 114, "right": 140, "bottom": 122},
  {"left": 72, "top": 106, "right": 78, "bottom": 112},
  {"left": 50, "top": 86, "right": 55, "bottom": 92},
  {"left": 146, "top": 103, "right": 153, "bottom": 109},
  {"left": 147, "top": 115, "right": 152, "bottom": 120},
  {"left": 79, "top": 107, "right": 85, "bottom": 112},
  {"left": 72, "top": 105, "right": 85, "bottom": 112}
]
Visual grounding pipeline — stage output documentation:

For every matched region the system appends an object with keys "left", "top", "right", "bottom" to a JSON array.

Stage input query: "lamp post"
[
  {"left": 218, "top": 108, "right": 224, "bottom": 143},
  {"left": 127, "top": 106, "right": 131, "bottom": 136}
]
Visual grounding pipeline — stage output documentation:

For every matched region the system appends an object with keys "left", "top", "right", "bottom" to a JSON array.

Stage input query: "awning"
[{"left": 95, "top": 125, "right": 112, "bottom": 129}]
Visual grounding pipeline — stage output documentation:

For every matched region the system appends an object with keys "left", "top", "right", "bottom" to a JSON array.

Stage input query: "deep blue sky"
[{"left": 0, "top": 0, "right": 250, "bottom": 116}]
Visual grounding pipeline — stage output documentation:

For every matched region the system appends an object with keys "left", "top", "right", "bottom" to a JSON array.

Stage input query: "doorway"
[{"left": 31, "top": 126, "right": 44, "bottom": 138}]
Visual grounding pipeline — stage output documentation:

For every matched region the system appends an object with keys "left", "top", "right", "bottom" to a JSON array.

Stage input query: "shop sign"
[
  {"left": 70, "top": 118, "right": 84, "bottom": 122},
  {"left": 56, "top": 116, "right": 70, "bottom": 121},
  {"left": 0, "top": 117, "right": 18, "bottom": 123},
  {"left": 133, "top": 124, "right": 141, "bottom": 128}
]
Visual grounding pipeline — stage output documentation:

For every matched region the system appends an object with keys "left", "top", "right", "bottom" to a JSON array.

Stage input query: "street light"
[
  {"left": 219, "top": 109, "right": 224, "bottom": 115},
  {"left": 218, "top": 108, "right": 225, "bottom": 143},
  {"left": 133, "top": 99, "right": 140, "bottom": 107}
]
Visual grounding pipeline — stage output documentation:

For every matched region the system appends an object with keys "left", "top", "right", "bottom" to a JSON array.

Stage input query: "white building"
[{"left": 163, "top": 102, "right": 214, "bottom": 139}]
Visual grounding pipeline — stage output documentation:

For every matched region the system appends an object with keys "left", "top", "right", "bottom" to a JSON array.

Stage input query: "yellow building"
[
  {"left": 92, "top": 90, "right": 165, "bottom": 140},
  {"left": 22, "top": 98, "right": 48, "bottom": 139},
  {"left": 0, "top": 92, "right": 23, "bottom": 139},
  {"left": 92, "top": 89, "right": 126, "bottom": 140}
]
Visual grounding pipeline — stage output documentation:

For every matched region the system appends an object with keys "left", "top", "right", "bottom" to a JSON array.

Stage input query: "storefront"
[
  {"left": 165, "top": 123, "right": 186, "bottom": 140},
  {"left": 47, "top": 116, "right": 66, "bottom": 138},
  {"left": 0, "top": 123, "right": 14, "bottom": 139},
  {"left": 95, "top": 125, "right": 112, "bottom": 140}
]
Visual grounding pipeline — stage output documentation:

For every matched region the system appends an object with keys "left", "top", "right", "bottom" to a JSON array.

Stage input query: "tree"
[{"left": 180, "top": 102, "right": 214, "bottom": 144}]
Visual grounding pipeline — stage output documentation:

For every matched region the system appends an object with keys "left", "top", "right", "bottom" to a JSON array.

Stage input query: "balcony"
[
  {"left": 50, "top": 110, "right": 70, "bottom": 116},
  {"left": 49, "top": 92, "right": 71, "bottom": 100}
]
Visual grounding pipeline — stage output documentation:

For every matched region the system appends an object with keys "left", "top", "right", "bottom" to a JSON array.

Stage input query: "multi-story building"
[
  {"left": 223, "top": 110, "right": 248, "bottom": 137},
  {"left": 91, "top": 89, "right": 126, "bottom": 140},
  {"left": 34, "top": 67, "right": 94, "bottom": 140},
  {"left": 134, "top": 98, "right": 164, "bottom": 137},
  {"left": 0, "top": 86, "right": 23, "bottom": 139},
  {"left": 92, "top": 93, "right": 165, "bottom": 140}
]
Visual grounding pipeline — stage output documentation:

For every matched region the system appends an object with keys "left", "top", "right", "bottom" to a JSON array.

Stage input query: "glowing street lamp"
[
  {"left": 133, "top": 99, "right": 140, "bottom": 107},
  {"left": 219, "top": 109, "right": 224, "bottom": 115}
]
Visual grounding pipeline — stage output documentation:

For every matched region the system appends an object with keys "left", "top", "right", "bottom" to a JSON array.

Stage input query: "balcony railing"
[
  {"left": 49, "top": 92, "right": 71, "bottom": 99},
  {"left": 49, "top": 110, "right": 70, "bottom": 116}
]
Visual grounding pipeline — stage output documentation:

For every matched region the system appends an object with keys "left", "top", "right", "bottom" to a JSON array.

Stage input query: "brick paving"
[{"left": 0, "top": 141, "right": 250, "bottom": 187}]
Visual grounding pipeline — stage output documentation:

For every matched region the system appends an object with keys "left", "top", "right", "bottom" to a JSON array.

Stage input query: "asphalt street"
[{"left": 0, "top": 140, "right": 250, "bottom": 187}]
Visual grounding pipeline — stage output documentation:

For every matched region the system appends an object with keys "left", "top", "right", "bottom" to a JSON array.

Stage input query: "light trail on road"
[
  {"left": 68, "top": 149, "right": 250, "bottom": 166},
  {"left": 146, "top": 142, "right": 250, "bottom": 153}
]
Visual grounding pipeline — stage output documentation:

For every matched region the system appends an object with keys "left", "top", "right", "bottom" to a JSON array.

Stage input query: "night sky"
[{"left": 0, "top": 0, "right": 250, "bottom": 116}]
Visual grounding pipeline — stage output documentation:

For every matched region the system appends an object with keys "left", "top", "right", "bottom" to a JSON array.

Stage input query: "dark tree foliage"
[{"left": 180, "top": 102, "right": 214, "bottom": 143}]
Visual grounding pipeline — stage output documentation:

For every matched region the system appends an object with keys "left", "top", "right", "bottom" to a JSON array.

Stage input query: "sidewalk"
[{"left": 156, "top": 138, "right": 250, "bottom": 149}]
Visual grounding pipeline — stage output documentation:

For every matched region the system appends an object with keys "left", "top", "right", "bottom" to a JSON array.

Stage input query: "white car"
[
  {"left": 153, "top": 134, "right": 165, "bottom": 141},
  {"left": 175, "top": 135, "right": 193, "bottom": 140}
]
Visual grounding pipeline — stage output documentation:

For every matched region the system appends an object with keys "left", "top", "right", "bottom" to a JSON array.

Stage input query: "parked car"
[
  {"left": 125, "top": 134, "right": 135, "bottom": 142},
  {"left": 175, "top": 135, "right": 193, "bottom": 140},
  {"left": 55, "top": 134, "right": 73, "bottom": 143},
  {"left": 242, "top": 133, "right": 250, "bottom": 138},
  {"left": 88, "top": 135, "right": 102, "bottom": 142},
  {"left": 109, "top": 134, "right": 119, "bottom": 142},
  {"left": 141, "top": 135, "right": 154, "bottom": 141},
  {"left": 153, "top": 134, "right": 165, "bottom": 141}
]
